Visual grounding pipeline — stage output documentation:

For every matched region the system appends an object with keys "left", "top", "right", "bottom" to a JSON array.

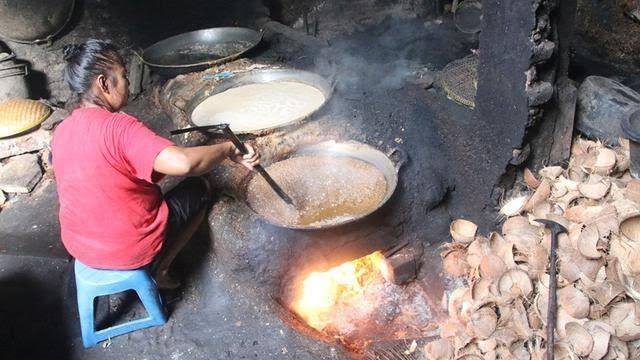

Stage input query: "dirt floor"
[{"left": 0, "top": 1, "right": 512, "bottom": 359}]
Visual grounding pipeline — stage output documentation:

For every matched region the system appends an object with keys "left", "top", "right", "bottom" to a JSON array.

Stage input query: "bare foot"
[{"left": 154, "top": 269, "right": 181, "bottom": 290}]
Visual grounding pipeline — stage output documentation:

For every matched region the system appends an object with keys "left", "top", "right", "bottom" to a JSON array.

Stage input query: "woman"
[{"left": 52, "top": 40, "right": 259, "bottom": 289}]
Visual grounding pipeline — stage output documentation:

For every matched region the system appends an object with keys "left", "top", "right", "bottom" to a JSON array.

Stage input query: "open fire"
[{"left": 288, "top": 251, "right": 441, "bottom": 352}]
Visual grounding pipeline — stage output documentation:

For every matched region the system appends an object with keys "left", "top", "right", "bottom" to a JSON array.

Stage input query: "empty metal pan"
[{"left": 142, "top": 27, "right": 262, "bottom": 77}]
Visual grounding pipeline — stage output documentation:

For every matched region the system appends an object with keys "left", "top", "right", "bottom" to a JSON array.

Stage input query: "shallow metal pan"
[
  {"left": 142, "top": 27, "right": 262, "bottom": 77},
  {"left": 183, "top": 68, "right": 333, "bottom": 135}
]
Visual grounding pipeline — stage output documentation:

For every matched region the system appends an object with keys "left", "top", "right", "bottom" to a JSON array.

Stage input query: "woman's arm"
[{"left": 153, "top": 142, "right": 260, "bottom": 176}]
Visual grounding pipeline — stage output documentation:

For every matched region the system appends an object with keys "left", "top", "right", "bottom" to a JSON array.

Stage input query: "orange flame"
[{"left": 291, "top": 251, "right": 387, "bottom": 331}]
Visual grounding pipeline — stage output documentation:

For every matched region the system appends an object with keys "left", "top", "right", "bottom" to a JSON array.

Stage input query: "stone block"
[
  {"left": 0, "top": 128, "right": 51, "bottom": 159},
  {"left": 0, "top": 153, "right": 42, "bottom": 193},
  {"left": 576, "top": 76, "right": 640, "bottom": 145},
  {"left": 380, "top": 246, "right": 421, "bottom": 285}
]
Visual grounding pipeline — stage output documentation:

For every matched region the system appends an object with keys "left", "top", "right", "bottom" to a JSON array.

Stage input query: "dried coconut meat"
[
  {"left": 191, "top": 81, "right": 326, "bottom": 132},
  {"left": 246, "top": 155, "right": 387, "bottom": 227}
]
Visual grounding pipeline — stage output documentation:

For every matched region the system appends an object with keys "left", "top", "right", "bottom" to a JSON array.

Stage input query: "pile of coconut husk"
[{"left": 425, "top": 139, "right": 640, "bottom": 359}]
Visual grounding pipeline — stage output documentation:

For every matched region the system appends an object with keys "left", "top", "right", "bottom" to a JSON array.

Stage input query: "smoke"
[{"left": 314, "top": 44, "right": 424, "bottom": 96}]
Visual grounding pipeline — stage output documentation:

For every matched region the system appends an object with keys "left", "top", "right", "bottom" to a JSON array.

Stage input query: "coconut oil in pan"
[{"left": 246, "top": 156, "right": 387, "bottom": 227}]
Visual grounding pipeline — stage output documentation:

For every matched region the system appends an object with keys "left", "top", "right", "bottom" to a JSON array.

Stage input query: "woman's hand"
[{"left": 229, "top": 142, "right": 260, "bottom": 170}]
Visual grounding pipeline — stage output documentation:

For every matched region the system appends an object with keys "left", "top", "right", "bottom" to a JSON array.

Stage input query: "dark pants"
[{"left": 164, "top": 177, "right": 210, "bottom": 242}]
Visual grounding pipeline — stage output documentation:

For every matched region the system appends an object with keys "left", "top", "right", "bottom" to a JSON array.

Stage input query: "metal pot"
[
  {"left": 183, "top": 68, "right": 334, "bottom": 135},
  {"left": 142, "top": 27, "right": 262, "bottom": 77},
  {"left": 0, "top": 52, "right": 29, "bottom": 101},
  {"left": 0, "top": 0, "right": 75, "bottom": 44},
  {"left": 244, "top": 141, "right": 406, "bottom": 230}
]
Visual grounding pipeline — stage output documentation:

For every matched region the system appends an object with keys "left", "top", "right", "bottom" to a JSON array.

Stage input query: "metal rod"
[
  {"left": 171, "top": 124, "right": 296, "bottom": 206},
  {"left": 220, "top": 126, "right": 296, "bottom": 207},
  {"left": 170, "top": 125, "right": 226, "bottom": 135},
  {"left": 546, "top": 230, "right": 559, "bottom": 360}
]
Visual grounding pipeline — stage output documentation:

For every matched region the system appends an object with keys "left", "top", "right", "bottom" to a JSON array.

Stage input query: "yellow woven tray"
[{"left": 0, "top": 99, "right": 51, "bottom": 138}]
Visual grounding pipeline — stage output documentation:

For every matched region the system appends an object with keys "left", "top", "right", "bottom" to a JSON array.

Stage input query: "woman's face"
[{"left": 103, "top": 64, "right": 129, "bottom": 111}]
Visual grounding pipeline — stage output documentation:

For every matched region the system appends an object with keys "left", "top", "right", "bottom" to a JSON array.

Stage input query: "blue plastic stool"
[{"left": 74, "top": 260, "right": 167, "bottom": 348}]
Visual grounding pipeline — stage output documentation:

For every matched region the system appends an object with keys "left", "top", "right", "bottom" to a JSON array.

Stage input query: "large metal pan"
[
  {"left": 244, "top": 141, "right": 406, "bottom": 230},
  {"left": 142, "top": 27, "right": 262, "bottom": 77},
  {"left": 182, "top": 68, "right": 333, "bottom": 135},
  {"left": 0, "top": 0, "right": 75, "bottom": 44}
]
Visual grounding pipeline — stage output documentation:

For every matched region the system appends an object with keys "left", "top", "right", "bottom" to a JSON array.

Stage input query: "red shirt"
[{"left": 52, "top": 107, "right": 174, "bottom": 269}]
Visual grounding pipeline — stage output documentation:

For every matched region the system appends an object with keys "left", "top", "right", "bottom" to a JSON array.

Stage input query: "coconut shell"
[
  {"left": 466, "top": 237, "right": 492, "bottom": 269},
  {"left": 558, "top": 247, "right": 604, "bottom": 283},
  {"left": 553, "top": 342, "right": 578, "bottom": 360},
  {"left": 579, "top": 175, "right": 611, "bottom": 200},
  {"left": 626, "top": 180, "right": 640, "bottom": 204},
  {"left": 557, "top": 309, "right": 587, "bottom": 338},
  {"left": 498, "top": 269, "right": 533, "bottom": 298},
  {"left": 612, "top": 198, "right": 640, "bottom": 228},
  {"left": 524, "top": 168, "right": 541, "bottom": 189},
  {"left": 608, "top": 302, "right": 640, "bottom": 341},
  {"left": 448, "top": 287, "right": 471, "bottom": 320},
  {"left": 502, "top": 216, "right": 542, "bottom": 253},
  {"left": 509, "top": 298, "right": 532, "bottom": 339},
  {"left": 539, "top": 166, "right": 565, "bottom": 180},
  {"left": 589, "top": 304, "right": 607, "bottom": 320},
  {"left": 610, "top": 235, "right": 640, "bottom": 276},
  {"left": 443, "top": 249, "right": 471, "bottom": 277},
  {"left": 582, "top": 280, "right": 625, "bottom": 308},
  {"left": 551, "top": 182, "right": 569, "bottom": 199},
  {"left": 466, "top": 307, "right": 497, "bottom": 340},
  {"left": 451, "top": 219, "right": 478, "bottom": 244},
  {"left": 628, "top": 339, "right": 640, "bottom": 360},
  {"left": 527, "top": 244, "right": 549, "bottom": 279},
  {"left": 500, "top": 195, "right": 530, "bottom": 217},
  {"left": 487, "top": 233, "right": 518, "bottom": 270},
  {"left": 507, "top": 341, "right": 529, "bottom": 360},
  {"left": 585, "top": 205, "right": 619, "bottom": 238},
  {"left": 531, "top": 201, "right": 553, "bottom": 220},
  {"left": 557, "top": 286, "right": 590, "bottom": 319},
  {"left": 527, "top": 302, "right": 543, "bottom": 330},
  {"left": 476, "top": 338, "right": 497, "bottom": 353},
  {"left": 479, "top": 255, "right": 506, "bottom": 280},
  {"left": 534, "top": 289, "right": 549, "bottom": 324},
  {"left": 423, "top": 339, "right": 453, "bottom": 360},
  {"left": 556, "top": 190, "right": 582, "bottom": 211},
  {"left": 524, "top": 179, "right": 551, "bottom": 211},
  {"left": 455, "top": 355, "right": 484, "bottom": 360},
  {"left": 564, "top": 322, "right": 594, "bottom": 357},
  {"left": 568, "top": 222, "right": 583, "bottom": 250},
  {"left": 615, "top": 147, "right": 630, "bottom": 173},
  {"left": 593, "top": 148, "right": 617, "bottom": 175},
  {"left": 602, "top": 336, "right": 629, "bottom": 359},
  {"left": 568, "top": 165, "right": 587, "bottom": 183},
  {"left": 578, "top": 224, "right": 602, "bottom": 259},
  {"left": 571, "top": 138, "right": 595, "bottom": 157},
  {"left": 621, "top": 215, "right": 640, "bottom": 243},
  {"left": 490, "top": 328, "right": 519, "bottom": 348},
  {"left": 470, "top": 278, "right": 496, "bottom": 302}
]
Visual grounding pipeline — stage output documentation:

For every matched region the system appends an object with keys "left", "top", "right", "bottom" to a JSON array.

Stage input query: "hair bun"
[{"left": 62, "top": 44, "right": 81, "bottom": 61}]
